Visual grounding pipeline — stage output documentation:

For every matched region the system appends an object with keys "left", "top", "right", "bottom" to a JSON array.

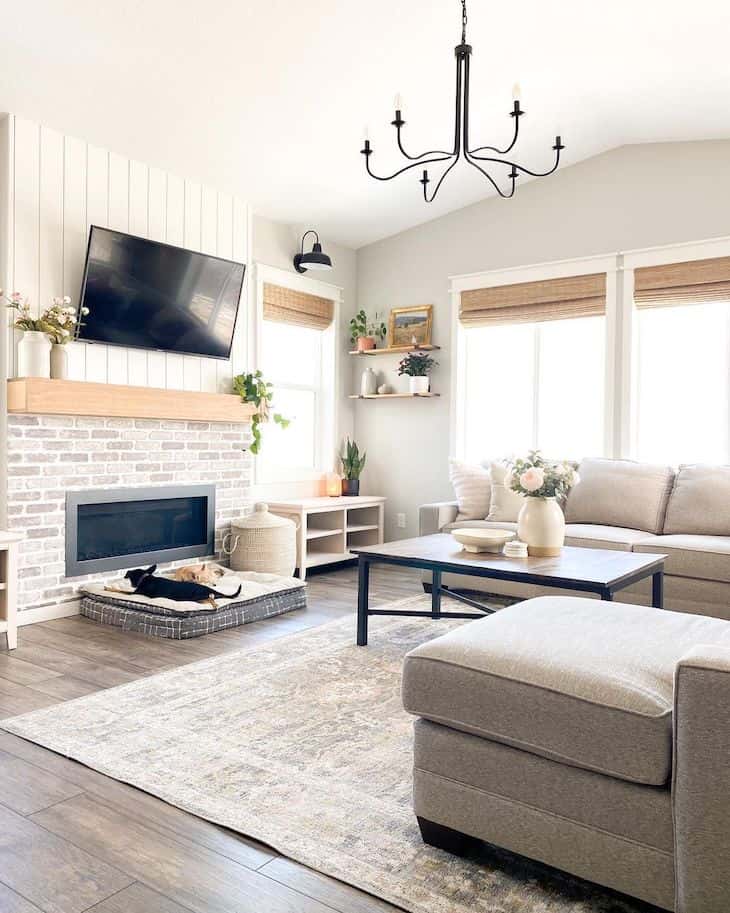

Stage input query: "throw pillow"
[
  {"left": 487, "top": 461, "right": 525, "bottom": 522},
  {"left": 449, "top": 459, "right": 491, "bottom": 520},
  {"left": 564, "top": 458, "right": 675, "bottom": 533}
]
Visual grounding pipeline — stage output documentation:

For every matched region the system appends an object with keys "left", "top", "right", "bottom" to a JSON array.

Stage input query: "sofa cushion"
[
  {"left": 403, "top": 596, "right": 730, "bottom": 785},
  {"left": 664, "top": 464, "right": 730, "bottom": 535},
  {"left": 449, "top": 459, "right": 491, "bottom": 521},
  {"left": 565, "top": 458, "right": 674, "bottom": 533},
  {"left": 564, "top": 524, "right": 650, "bottom": 551},
  {"left": 634, "top": 534, "right": 730, "bottom": 584},
  {"left": 486, "top": 462, "right": 524, "bottom": 522}
]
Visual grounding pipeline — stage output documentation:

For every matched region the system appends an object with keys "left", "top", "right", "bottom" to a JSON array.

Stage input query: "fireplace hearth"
[{"left": 66, "top": 485, "right": 216, "bottom": 576}]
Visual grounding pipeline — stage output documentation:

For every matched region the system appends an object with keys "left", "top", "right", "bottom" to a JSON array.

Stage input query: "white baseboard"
[{"left": 0, "top": 600, "right": 81, "bottom": 634}]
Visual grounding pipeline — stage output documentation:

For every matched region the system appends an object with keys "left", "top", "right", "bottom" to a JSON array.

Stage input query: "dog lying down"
[{"left": 124, "top": 564, "right": 242, "bottom": 605}]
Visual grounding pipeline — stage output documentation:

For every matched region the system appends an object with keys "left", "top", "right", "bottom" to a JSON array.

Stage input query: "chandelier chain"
[{"left": 461, "top": 0, "right": 467, "bottom": 43}]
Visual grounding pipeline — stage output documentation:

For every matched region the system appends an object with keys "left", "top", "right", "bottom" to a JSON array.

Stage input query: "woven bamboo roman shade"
[
  {"left": 459, "top": 273, "right": 606, "bottom": 328},
  {"left": 263, "top": 283, "right": 335, "bottom": 330},
  {"left": 634, "top": 256, "right": 730, "bottom": 309}
]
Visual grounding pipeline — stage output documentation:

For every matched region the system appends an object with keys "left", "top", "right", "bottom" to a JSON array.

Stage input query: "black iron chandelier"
[{"left": 360, "top": 0, "right": 564, "bottom": 202}]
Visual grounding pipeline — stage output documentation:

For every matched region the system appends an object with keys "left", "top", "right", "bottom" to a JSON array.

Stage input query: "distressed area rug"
[{"left": 2, "top": 595, "right": 655, "bottom": 913}]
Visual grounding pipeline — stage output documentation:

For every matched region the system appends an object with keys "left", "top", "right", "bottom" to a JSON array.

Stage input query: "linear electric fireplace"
[{"left": 65, "top": 485, "right": 216, "bottom": 576}]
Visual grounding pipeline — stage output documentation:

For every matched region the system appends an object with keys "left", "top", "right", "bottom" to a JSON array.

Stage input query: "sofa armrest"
[
  {"left": 419, "top": 501, "right": 458, "bottom": 536},
  {"left": 673, "top": 645, "right": 730, "bottom": 913}
]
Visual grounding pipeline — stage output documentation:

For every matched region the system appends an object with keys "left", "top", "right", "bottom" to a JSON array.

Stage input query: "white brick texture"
[{"left": 7, "top": 415, "right": 253, "bottom": 612}]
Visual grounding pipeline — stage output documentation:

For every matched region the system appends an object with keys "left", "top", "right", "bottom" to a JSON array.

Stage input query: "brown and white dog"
[{"left": 173, "top": 562, "right": 225, "bottom": 586}]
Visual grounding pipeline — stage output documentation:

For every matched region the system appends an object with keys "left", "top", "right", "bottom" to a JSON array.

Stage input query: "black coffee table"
[{"left": 350, "top": 534, "right": 666, "bottom": 646}]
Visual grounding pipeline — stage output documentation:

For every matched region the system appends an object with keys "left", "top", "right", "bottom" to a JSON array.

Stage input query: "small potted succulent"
[
  {"left": 397, "top": 351, "right": 438, "bottom": 394},
  {"left": 339, "top": 437, "right": 366, "bottom": 496},
  {"left": 349, "top": 309, "right": 387, "bottom": 352}
]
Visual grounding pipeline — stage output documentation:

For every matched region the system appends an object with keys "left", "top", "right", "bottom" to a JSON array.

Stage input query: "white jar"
[
  {"left": 50, "top": 344, "right": 69, "bottom": 380},
  {"left": 409, "top": 375, "right": 429, "bottom": 394},
  {"left": 517, "top": 497, "right": 565, "bottom": 557},
  {"left": 17, "top": 331, "right": 51, "bottom": 378},
  {"left": 361, "top": 366, "right": 377, "bottom": 396}
]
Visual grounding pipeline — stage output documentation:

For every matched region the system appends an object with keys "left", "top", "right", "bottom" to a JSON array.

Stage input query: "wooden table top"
[{"left": 350, "top": 534, "right": 666, "bottom": 587}]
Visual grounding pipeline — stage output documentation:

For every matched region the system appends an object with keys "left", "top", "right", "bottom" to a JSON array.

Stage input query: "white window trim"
[
  {"left": 449, "top": 253, "right": 619, "bottom": 461},
  {"left": 252, "top": 263, "right": 343, "bottom": 486},
  {"left": 621, "top": 236, "right": 730, "bottom": 459},
  {"left": 451, "top": 236, "right": 730, "bottom": 465}
]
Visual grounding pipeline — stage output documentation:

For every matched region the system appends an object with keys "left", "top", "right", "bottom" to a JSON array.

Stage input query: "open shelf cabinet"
[{"left": 267, "top": 497, "right": 385, "bottom": 579}]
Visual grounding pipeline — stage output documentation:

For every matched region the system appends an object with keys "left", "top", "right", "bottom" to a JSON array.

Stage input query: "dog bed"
[{"left": 79, "top": 571, "right": 306, "bottom": 639}]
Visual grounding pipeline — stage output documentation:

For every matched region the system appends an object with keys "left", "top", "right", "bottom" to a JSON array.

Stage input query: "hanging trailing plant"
[{"left": 233, "top": 371, "right": 290, "bottom": 455}]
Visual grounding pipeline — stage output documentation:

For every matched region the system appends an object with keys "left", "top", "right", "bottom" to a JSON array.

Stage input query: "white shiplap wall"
[{"left": 2, "top": 114, "right": 249, "bottom": 390}]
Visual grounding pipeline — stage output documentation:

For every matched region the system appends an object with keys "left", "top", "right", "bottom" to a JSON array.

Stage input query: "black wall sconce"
[{"left": 293, "top": 230, "right": 333, "bottom": 274}]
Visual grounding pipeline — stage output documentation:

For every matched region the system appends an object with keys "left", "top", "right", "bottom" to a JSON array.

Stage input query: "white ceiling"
[{"left": 1, "top": 0, "right": 729, "bottom": 248}]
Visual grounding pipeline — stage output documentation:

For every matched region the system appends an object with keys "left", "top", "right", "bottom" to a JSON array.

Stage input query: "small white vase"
[
  {"left": 360, "top": 366, "right": 377, "bottom": 396},
  {"left": 409, "top": 375, "right": 429, "bottom": 394},
  {"left": 50, "top": 344, "right": 69, "bottom": 380},
  {"left": 517, "top": 497, "right": 566, "bottom": 557},
  {"left": 17, "top": 331, "right": 51, "bottom": 378}
]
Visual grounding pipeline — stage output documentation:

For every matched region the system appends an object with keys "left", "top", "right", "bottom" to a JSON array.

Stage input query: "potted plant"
[
  {"left": 507, "top": 451, "right": 579, "bottom": 556},
  {"left": 397, "top": 351, "right": 438, "bottom": 394},
  {"left": 233, "top": 371, "right": 290, "bottom": 455},
  {"left": 340, "top": 438, "right": 366, "bottom": 496},
  {"left": 349, "top": 309, "right": 387, "bottom": 352}
]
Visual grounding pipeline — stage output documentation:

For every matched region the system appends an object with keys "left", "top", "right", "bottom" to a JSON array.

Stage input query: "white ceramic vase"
[
  {"left": 409, "top": 375, "right": 429, "bottom": 394},
  {"left": 517, "top": 497, "right": 565, "bottom": 557},
  {"left": 17, "top": 331, "right": 51, "bottom": 378},
  {"left": 361, "top": 366, "right": 377, "bottom": 396},
  {"left": 50, "top": 344, "right": 69, "bottom": 380}
]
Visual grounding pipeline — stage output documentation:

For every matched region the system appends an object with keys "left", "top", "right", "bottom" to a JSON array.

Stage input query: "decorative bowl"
[{"left": 451, "top": 528, "right": 516, "bottom": 554}]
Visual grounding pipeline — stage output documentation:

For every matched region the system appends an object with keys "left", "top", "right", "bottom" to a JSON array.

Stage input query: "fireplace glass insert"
[{"left": 66, "top": 485, "right": 216, "bottom": 576}]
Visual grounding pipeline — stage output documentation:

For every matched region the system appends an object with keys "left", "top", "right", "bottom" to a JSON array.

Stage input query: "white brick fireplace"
[{"left": 7, "top": 414, "right": 252, "bottom": 616}]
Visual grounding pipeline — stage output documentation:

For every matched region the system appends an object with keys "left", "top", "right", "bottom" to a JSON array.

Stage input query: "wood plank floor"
[{"left": 0, "top": 565, "right": 423, "bottom": 913}]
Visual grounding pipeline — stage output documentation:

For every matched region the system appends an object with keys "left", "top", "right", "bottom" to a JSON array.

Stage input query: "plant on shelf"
[
  {"left": 233, "top": 371, "right": 290, "bottom": 455},
  {"left": 349, "top": 309, "right": 387, "bottom": 352},
  {"left": 397, "top": 351, "right": 438, "bottom": 394},
  {"left": 506, "top": 451, "right": 580, "bottom": 558},
  {"left": 339, "top": 437, "right": 366, "bottom": 496}
]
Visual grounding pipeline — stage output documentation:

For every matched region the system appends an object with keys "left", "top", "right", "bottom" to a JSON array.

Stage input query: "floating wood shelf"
[
  {"left": 7, "top": 378, "right": 256, "bottom": 424},
  {"left": 349, "top": 344, "right": 440, "bottom": 356},
  {"left": 348, "top": 392, "right": 440, "bottom": 399}
]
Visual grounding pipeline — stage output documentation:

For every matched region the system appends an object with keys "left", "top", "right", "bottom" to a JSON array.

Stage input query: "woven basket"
[{"left": 222, "top": 503, "right": 296, "bottom": 577}]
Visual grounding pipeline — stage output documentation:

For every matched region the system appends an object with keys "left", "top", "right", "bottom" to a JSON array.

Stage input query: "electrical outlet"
[{"left": 396, "top": 513, "right": 407, "bottom": 529}]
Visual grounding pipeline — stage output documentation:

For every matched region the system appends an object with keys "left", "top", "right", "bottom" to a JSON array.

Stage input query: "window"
[
  {"left": 255, "top": 273, "right": 337, "bottom": 484},
  {"left": 633, "top": 301, "right": 730, "bottom": 465},
  {"left": 462, "top": 316, "right": 605, "bottom": 462}
]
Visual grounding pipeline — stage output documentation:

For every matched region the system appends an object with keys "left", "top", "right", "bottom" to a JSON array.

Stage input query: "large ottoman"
[{"left": 402, "top": 596, "right": 730, "bottom": 912}]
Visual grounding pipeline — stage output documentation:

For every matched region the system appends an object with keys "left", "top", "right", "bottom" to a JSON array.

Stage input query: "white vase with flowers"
[{"left": 507, "top": 451, "right": 579, "bottom": 557}]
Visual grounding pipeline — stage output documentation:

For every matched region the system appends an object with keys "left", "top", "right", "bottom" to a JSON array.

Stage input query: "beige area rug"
[{"left": 2, "top": 595, "right": 656, "bottom": 913}]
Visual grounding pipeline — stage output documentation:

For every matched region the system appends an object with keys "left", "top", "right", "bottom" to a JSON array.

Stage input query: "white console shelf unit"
[{"left": 267, "top": 496, "right": 385, "bottom": 579}]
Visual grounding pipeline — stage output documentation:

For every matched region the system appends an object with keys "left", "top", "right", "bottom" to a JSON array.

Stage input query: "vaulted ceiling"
[{"left": 2, "top": 0, "right": 729, "bottom": 247}]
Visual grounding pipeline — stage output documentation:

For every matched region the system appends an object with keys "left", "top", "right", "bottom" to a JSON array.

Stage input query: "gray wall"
[{"left": 355, "top": 140, "right": 730, "bottom": 540}]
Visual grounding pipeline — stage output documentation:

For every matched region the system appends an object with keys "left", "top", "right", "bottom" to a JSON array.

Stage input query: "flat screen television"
[{"left": 77, "top": 226, "right": 245, "bottom": 359}]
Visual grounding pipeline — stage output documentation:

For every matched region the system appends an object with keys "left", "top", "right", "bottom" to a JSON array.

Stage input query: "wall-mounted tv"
[{"left": 77, "top": 226, "right": 245, "bottom": 359}]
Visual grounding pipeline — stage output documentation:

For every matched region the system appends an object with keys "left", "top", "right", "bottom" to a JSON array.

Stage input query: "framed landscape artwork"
[{"left": 389, "top": 305, "right": 433, "bottom": 348}]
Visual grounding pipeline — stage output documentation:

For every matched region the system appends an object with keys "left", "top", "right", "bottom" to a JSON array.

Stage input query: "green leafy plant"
[
  {"left": 397, "top": 352, "right": 438, "bottom": 377},
  {"left": 349, "top": 309, "right": 387, "bottom": 346},
  {"left": 233, "top": 371, "right": 290, "bottom": 455},
  {"left": 339, "top": 437, "right": 366, "bottom": 480},
  {"left": 507, "top": 450, "right": 579, "bottom": 500}
]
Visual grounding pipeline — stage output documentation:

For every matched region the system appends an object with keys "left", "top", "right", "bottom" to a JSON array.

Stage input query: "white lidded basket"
[{"left": 222, "top": 503, "right": 297, "bottom": 577}]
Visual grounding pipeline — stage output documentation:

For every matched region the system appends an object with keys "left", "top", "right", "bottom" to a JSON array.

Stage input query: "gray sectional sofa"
[{"left": 420, "top": 459, "right": 730, "bottom": 620}]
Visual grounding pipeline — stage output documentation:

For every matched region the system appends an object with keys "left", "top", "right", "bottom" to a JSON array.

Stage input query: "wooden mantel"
[{"left": 7, "top": 378, "right": 256, "bottom": 424}]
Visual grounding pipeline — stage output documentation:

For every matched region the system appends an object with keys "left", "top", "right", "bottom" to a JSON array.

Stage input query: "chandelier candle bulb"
[{"left": 512, "top": 82, "right": 521, "bottom": 100}]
